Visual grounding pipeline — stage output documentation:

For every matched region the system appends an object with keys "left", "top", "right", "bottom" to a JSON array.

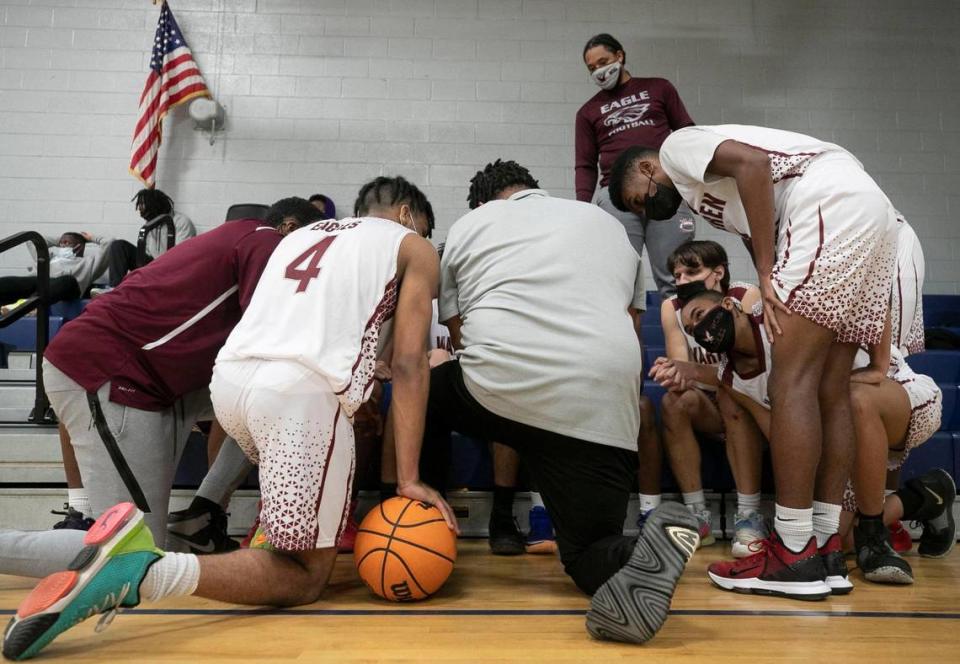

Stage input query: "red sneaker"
[
  {"left": 707, "top": 533, "right": 831, "bottom": 600},
  {"left": 818, "top": 533, "right": 853, "bottom": 595},
  {"left": 337, "top": 500, "right": 358, "bottom": 553},
  {"left": 889, "top": 521, "right": 912, "bottom": 553}
]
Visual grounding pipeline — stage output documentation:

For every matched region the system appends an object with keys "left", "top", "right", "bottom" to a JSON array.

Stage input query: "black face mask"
[
  {"left": 644, "top": 173, "right": 683, "bottom": 221},
  {"left": 693, "top": 305, "right": 736, "bottom": 353}
]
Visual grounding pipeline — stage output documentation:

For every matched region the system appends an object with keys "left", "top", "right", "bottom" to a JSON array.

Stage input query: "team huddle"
[{"left": 0, "top": 32, "right": 957, "bottom": 661}]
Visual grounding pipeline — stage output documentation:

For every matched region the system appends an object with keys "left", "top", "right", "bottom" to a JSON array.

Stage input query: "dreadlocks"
[
  {"left": 132, "top": 188, "right": 174, "bottom": 220},
  {"left": 353, "top": 176, "right": 435, "bottom": 238},
  {"left": 467, "top": 159, "right": 539, "bottom": 210}
]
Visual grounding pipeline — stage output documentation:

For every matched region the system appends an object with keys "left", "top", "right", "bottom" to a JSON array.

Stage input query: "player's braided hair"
[
  {"left": 132, "top": 188, "right": 174, "bottom": 219},
  {"left": 583, "top": 33, "right": 625, "bottom": 62},
  {"left": 466, "top": 159, "right": 540, "bottom": 210},
  {"left": 264, "top": 196, "right": 325, "bottom": 229},
  {"left": 607, "top": 145, "right": 659, "bottom": 212},
  {"left": 354, "top": 176, "right": 434, "bottom": 238}
]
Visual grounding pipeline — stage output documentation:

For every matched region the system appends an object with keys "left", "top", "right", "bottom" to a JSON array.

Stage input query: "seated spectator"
[
  {"left": 0, "top": 232, "right": 112, "bottom": 312},
  {"left": 308, "top": 194, "right": 337, "bottom": 220},
  {"left": 107, "top": 188, "right": 196, "bottom": 286}
]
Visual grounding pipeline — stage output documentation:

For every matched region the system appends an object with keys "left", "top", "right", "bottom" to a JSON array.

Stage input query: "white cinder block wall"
[{"left": 1, "top": 0, "right": 958, "bottom": 292}]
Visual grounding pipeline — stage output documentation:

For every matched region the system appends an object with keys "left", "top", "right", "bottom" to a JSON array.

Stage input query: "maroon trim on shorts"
[
  {"left": 334, "top": 443, "right": 357, "bottom": 545},
  {"left": 335, "top": 276, "right": 399, "bottom": 397},
  {"left": 311, "top": 403, "right": 342, "bottom": 546},
  {"left": 785, "top": 205, "right": 826, "bottom": 308},
  {"left": 896, "top": 270, "right": 904, "bottom": 350}
]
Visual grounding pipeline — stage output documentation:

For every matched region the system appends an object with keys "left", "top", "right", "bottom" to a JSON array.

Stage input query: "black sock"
[
  {"left": 190, "top": 495, "right": 222, "bottom": 514},
  {"left": 379, "top": 482, "right": 397, "bottom": 505},
  {"left": 491, "top": 485, "right": 515, "bottom": 523},
  {"left": 894, "top": 485, "right": 926, "bottom": 520}
]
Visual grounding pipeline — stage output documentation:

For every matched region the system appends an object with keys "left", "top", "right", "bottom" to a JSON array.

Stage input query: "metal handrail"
[
  {"left": 135, "top": 213, "right": 175, "bottom": 267},
  {"left": 0, "top": 231, "right": 54, "bottom": 424}
]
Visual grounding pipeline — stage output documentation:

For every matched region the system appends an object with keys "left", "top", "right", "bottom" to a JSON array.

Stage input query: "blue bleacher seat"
[
  {"left": 940, "top": 385, "right": 958, "bottom": 431},
  {"left": 50, "top": 299, "right": 88, "bottom": 321},
  {"left": 923, "top": 294, "right": 960, "bottom": 327},
  {"left": 901, "top": 432, "right": 955, "bottom": 484},
  {"left": 0, "top": 316, "right": 64, "bottom": 351},
  {"left": 643, "top": 325, "right": 665, "bottom": 346},
  {"left": 954, "top": 433, "right": 960, "bottom": 481},
  {"left": 905, "top": 351, "right": 960, "bottom": 384},
  {"left": 449, "top": 433, "right": 493, "bottom": 489}
]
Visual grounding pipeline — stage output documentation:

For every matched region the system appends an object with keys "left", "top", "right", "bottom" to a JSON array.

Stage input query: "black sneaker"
[
  {"left": 587, "top": 502, "right": 700, "bottom": 644},
  {"left": 488, "top": 516, "right": 525, "bottom": 556},
  {"left": 50, "top": 505, "right": 94, "bottom": 531},
  {"left": 167, "top": 497, "right": 239, "bottom": 554},
  {"left": 904, "top": 469, "right": 956, "bottom": 558},
  {"left": 854, "top": 517, "right": 913, "bottom": 584}
]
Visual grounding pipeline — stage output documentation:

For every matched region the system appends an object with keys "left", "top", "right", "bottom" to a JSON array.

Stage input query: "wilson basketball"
[{"left": 354, "top": 496, "right": 457, "bottom": 601}]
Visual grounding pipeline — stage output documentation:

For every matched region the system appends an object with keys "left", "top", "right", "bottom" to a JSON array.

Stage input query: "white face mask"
[
  {"left": 51, "top": 246, "right": 75, "bottom": 260},
  {"left": 591, "top": 61, "right": 622, "bottom": 90}
]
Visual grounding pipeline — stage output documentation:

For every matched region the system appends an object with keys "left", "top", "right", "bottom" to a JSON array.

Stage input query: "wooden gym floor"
[{"left": 1, "top": 540, "right": 958, "bottom": 663}]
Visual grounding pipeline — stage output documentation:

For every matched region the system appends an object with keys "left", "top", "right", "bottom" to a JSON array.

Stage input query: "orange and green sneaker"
[{"left": 3, "top": 503, "right": 161, "bottom": 661}]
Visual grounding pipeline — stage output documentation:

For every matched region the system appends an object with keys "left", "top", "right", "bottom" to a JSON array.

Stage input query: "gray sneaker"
[
  {"left": 732, "top": 511, "right": 769, "bottom": 558},
  {"left": 586, "top": 502, "right": 699, "bottom": 644}
]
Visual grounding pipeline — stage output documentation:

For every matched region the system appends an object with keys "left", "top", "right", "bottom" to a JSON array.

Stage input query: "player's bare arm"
[
  {"left": 707, "top": 140, "right": 791, "bottom": 339},
  {"left": 442, "top": 314, "right": 464, "bottom": 350},
  {"left": 391, "top": 234, "right": 459, "bottom": 532},
  {"left": 661, "top": 298, "right": 692, "bottom": 362}
]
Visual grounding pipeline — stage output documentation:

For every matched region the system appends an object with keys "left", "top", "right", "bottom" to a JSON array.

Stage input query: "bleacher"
[{"left": 0, "top": 292, "right": 958, "bottom": 538}]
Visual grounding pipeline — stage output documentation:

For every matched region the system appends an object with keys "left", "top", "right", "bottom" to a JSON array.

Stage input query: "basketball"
[{"left": 354, "top": 496, "right": 457, "bottom": 602}]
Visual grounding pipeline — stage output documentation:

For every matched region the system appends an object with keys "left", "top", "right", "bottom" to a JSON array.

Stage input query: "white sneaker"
[{"left": 731, "top": 510, "right": 769, "bottom": 558}]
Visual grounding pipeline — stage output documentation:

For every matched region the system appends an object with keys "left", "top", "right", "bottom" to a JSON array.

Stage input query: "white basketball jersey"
[
  {"left": 217, "top": 217, "right": 413, "bottom": 416},
  {"left": 718, "top": 305, "right": 773, "bottom": 410},
  {"left": 670, "top": 281, "right": 753, "bottom": 366}
]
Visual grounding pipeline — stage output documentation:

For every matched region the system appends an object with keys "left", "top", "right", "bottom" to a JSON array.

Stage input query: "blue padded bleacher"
[
  {"left": 923, "top": 294, "right": 960, "bottom": 327},
  {"left": 901, "top": 432, "right": 955, "bottom": 483},
  {"left": 905, "top": 351, "right": 960, "bottom": 384},
  {"left": 642, "top": 325, "right": 665, "bottom": 346},
  {"left": 50, "top": 299, "right": 88, "bottom": 322},
  {"left": 940, "top": 385, "right": 958, "bottom": 431},
  {"left": 0, "top": 316, "right": 64, "bottom": 351}
]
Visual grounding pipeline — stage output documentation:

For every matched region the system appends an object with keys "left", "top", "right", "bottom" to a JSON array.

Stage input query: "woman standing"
[{"left": 576, "top": 33, "right": 696, "bottom": 296}]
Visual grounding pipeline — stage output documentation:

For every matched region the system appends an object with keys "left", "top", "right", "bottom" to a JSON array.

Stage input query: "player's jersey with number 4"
[{"left": 217, "top": 217, "right": 413, "bottom": 415}]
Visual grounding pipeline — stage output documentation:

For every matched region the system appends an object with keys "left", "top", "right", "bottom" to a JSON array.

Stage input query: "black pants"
[
  {"left": 107, "top": 240, "right": 151, "bottom": 287},
  {"left": 0, "top": 275, "right": 80, "bottom": 307},
  {"left": 423, "top": 360, "right": 638, "bottom": 595}
]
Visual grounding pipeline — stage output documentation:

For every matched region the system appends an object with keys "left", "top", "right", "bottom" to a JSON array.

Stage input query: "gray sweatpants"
[
  {"left": 594, "top": 186, "right": 697, "bottom": 297},
  {"left": 0, "top": 360, "right": 212, "bottom": 578}
]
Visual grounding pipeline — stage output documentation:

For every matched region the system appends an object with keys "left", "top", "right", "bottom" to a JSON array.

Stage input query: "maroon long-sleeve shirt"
[
  {"left": 45, "top": 219, "right": 282, "bottom": 411},
  {"left": 575, "top": 77, "right": 694, "bottom": 202}
]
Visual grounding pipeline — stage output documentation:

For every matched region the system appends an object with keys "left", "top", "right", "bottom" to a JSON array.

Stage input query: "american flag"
[{"left": 129, "top": 1, "right": 209, "bottom": 187}]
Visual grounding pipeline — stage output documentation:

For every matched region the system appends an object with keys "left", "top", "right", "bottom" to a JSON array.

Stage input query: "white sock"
[
  {"left": 737, "top": 492, "right": 761, "bottom": 516},
  {"left": 812, "top": 501, "right": 842, "bottom": 548},
  {"left": 639, "top": 493, "right": 661, "bottom": 513},
  {"left": 774, "top": 503, "right": 813, "bottom": 553},
  {"left": 529, "top": 491, "right": 544, "bottom": 509},
  {"left": 682, "top": 490, "right": 706, "bottom": 513},
  {"left": 67, "top": 488, "right": 90, "bottom": 515},
  {"left": 140, "top": 552, "right": 201, "bottom": 603}
]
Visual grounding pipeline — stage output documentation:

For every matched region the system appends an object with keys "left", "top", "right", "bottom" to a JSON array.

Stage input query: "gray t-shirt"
[{"left": 439, "top": 189, "right": 645, "bottom": 451}]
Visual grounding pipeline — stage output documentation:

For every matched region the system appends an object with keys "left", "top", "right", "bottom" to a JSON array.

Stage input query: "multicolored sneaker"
[
  {"left": 50, "top": 505, "right": 94, "bottom": 531},
  {"left": 3, "top": 503, "right": 161, "bottom": 661},
  {"left": 888, "top": 521, "right": 912, "bottom": 553},
  {"left": 587, "top": 502, "right": 700, "bottom": 643},
  {"left": 693, "top": 508, "right": 715, "bottom": 547},
  {"left": 167, "top": 497, "right": 238, "bottom": 555},
  {"left": 905, "top": 469, "right": 957, "bottom": 558},
  {"left": 818, "top": 533, "right": 853, "bottom": 594},
  {"left": 731, "top": 511, "right": 769, "bottom": 558},
  {"left": 525, "top": 506, "right": 558, "bottom": 555},
  {"left": 707, "top": 533, "right": 831, "bottom": 600}
]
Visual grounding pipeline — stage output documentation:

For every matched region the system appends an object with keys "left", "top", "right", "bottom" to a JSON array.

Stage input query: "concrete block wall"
[{"left": 0, "top": 0, "right": 958, "bottom": 292}]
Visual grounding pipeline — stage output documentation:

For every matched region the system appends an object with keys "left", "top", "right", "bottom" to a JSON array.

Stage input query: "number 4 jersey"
[{"left": 216, "top": 217, "right": 414, "bottom": 416}]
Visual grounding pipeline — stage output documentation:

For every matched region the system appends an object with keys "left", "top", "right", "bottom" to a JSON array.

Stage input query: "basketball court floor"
[{"left": 1, "top": 540, "right": 956, "bottom": 662}]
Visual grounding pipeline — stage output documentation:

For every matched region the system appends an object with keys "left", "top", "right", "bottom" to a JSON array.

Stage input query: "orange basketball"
[{"left": 354, "top": 496, "right": 457, "bottom": 601}]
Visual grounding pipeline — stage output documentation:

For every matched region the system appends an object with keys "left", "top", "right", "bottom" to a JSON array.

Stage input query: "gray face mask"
[{"left": 591, "top": 61, "right": 622, "bottom": 90}]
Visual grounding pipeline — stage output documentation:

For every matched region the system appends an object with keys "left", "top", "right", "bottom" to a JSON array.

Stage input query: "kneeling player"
[{"left": 3, "top": 177, "right": 457, "bottom": 660}]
